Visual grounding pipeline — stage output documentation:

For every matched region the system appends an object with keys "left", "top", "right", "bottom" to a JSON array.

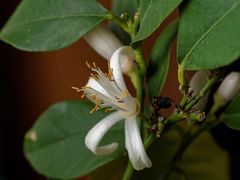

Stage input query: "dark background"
[{"left": 0, "top": 1, "right": 239, "bottom": 180}]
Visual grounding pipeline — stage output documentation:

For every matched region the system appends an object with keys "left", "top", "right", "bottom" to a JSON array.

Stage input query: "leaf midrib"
[
  {"left": 180, "top": 1, "right": 240, "bottom": 68},
  {"left": 140, "top": 0, "right": 153, "bottom": 23},
  {"left": 1, "top": 13, "right": 107, "bottom": 35}
]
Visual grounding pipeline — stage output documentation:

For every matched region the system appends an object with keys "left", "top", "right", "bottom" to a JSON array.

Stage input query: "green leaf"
[
  {"left": 177, "top": 0, "right": 240, "bottom": 70},
  {"left": 147, "top": 20, "right": 179, "bottom": 99},
  {"left": 222, "top": 93, "right": 240, "bottom": 130},
  {"left": 109, "top": 0, "right": 138, "bottom": 45},
  {"left": 0, "top": 0, "right": 108, "bottom": 51},
  {"left": 24, "top": 101, "right": 125, "bottom": 179},
  {"left": 133, "top": 131, "right": 230, "bottom": 180},
  {"left": 133, "top": 0, "right": 182, "bottom": 42}
]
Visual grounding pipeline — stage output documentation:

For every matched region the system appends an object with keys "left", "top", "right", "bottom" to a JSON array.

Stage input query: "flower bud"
[
  {"left": 189, "top": 71, "right": 210, "bottom": 111},
  {"left": 110, "top": 46, "right": 136, "bottom": 74},
  {"left": 84, "top": 25, "right": 122, "bottom": 60},
  {"left": 215, "top": 72, "right": 240, "bottom": 104}
]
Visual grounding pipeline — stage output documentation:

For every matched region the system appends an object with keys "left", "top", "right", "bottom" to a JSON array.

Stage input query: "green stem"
[
  {"left": 132, "top": 9, "right": 140, "bottom": 39},
  {"left": 179, "top": 96, "right": 188, "bottom": 109},
  {"left": 130, "top": 44, "right": 147, "bottom": 108},
  {"left": 164, "top": 112, "right": 185, "bottom": 126},
  {"left": 128, "top": 71, "right": 143, "bottom": 104},
  {"left": 133, "top": 45, "right": 147, "bottom": 77},
  {"left": 177, "top": 65, "right": 187, "bottom": 89},
  {"left": 122, "top": 161, "right": 134, "bottom": 180},
  {"left": 178, "top": 65, "right": 189, "bottom": 109},
  {"left": 108, "top": 13, "right": 130, "bottom": 33},
  {"left": 184, "top": 74, "right": 220, "bottom": 111}
]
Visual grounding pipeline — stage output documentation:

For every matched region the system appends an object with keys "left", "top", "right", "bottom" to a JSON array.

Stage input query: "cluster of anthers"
[{"left": 73, "top": 61, "right": 138, "bottom": 115}]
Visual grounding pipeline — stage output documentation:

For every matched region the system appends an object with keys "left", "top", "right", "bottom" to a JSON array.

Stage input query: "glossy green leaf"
[
  {"left": 178, "top": 0, "right": 240, "bottom": 70},
  {"left": 148, "top": 20, "right": 178, "bottom": 99},
  {"left": 222, "top": 93, "right": 240, "bottom": 130},
  {"left": 0, "top": 0, "right": 108, "bottom": 51},
  {"left": 133, "top": 131, "right": 230, "bottom": 180},
  {"left": 133, "top": 0, "right": 182, "bottom": 42},
  {"left": 24, "top": 101, "right": 125, "bottom": 179}
]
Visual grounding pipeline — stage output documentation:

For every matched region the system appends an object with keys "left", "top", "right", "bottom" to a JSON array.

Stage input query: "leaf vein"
[{"left": 181, "top": 1, "right": 240, "bottom": 67}]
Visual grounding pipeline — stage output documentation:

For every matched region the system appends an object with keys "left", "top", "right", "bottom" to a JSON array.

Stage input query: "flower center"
[{"left": 72, "top": 62, "right": 138, "bottom": 115}]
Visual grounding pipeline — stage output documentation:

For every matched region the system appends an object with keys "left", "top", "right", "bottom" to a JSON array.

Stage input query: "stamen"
[
  {"left": 93, "top": 62, "right": 97, "bottom": 68},
  {"left": 90, "top": 104, "right": 100, "bottom": 113},
  {"left": 90, "top": 73, "right": 98, "bottom": 80},
  {"left": 81, "top": 93, "right": 86, "bottom": 99},
  {"left": 92, "top": 94, "right": 97, "bottom": 99},
  {"left": 81, "top": 86, "right": 89, "bottom": 89},
  {"left": 107, "top": 68, "right": 113, "bottom": 80},
  {"left": 105, "top": 108, "right": 111, "bottom": 112},
  {"left": 86, "top": 61, "right": 91, "bottom": 69},
  {"left": 71, "top": 86, "right": 81, "bottom": 92}
]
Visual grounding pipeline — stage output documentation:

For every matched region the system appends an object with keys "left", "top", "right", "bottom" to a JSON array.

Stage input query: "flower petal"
[
  {"left": 125, "top": 116, "right": 152, "bottom": 170},
  {"left": 85, "top": 111, "right": 124, "bottom": 155},
  {"left": 86, "top": 77, "right": 112, "bottom": 98},
  {"left": 83, "top": 25, "right": 122, "bottom": 60},
  {"left": 217, "top": 71, "right": 240, "bottom": 103},
  {"left": 110, "top": 46, "right": 136, "bottom": 90}
]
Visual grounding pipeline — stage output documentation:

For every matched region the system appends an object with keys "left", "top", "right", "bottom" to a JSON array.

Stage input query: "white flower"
[
  {"left": 84, "top": 25, "right": 122, "bottom": 60},
  {"left": 189, "top": 71, "right": 210, "bottom": 111},
  {"left": 216, "top": 71, "right": 240, "bottom": 103},
  {"left": 78, "top": 46, "right": 152, "bottom": 170}
]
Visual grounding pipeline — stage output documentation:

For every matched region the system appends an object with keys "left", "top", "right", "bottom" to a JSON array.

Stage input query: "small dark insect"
[
  {"left": 152, "top": 96, "right": 174, "bottom": 113},
  {"left": 149, "top": 96, "right": 175, "bottom": 138}
]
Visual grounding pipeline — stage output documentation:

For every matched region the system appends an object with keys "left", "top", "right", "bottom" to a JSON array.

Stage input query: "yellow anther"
[
  {"left": 93, "top": 62, "right": 97, "bottom": 68},
  {"left": 90, "top": 104, "right": 100, "bottom": 113},
  {"left": 95, "top": 98, "right": 103, "bottom": 104},
  {"left": 107, "top": 68, "right": 113, "bottom": 79},
  {"left": 81, "top": 93, "right": 86, "bottom": 99},
  {"left": 105, "top": 108, "right": 111, "bottom": 112},
  {"left": 71, "top": 86, "right": 81, "bottom": 92},
  {"left": 86, "top": 61, "right": 91, "bottom": 69},
  {"left": 92, "top": 94, "right": 97, "bottom": 99},
  {"left": 81, "top": 86, "right": 89, "bottom": 89},
  {"left": 90, "top": 73, "right": 98, "bottom": 80}
]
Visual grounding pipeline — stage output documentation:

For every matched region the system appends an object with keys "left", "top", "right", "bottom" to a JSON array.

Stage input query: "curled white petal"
[
  {"left": 217, "top": 71, "right": 240, "bottom": 103},
  {"left": 84, "top": 25, "right": 122, "bottom": 60},
  {"left": 125, "top": 116, "right": 152, "bottom": 170},
  {"left": 85, "top": 111, "right": 124, "bottom": 155},
  {"left": 110, "top": 46, "right": 136, "bottom": 90},
  {"left": 190, "top": 71, "right": 210, "bottom": 111}
]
